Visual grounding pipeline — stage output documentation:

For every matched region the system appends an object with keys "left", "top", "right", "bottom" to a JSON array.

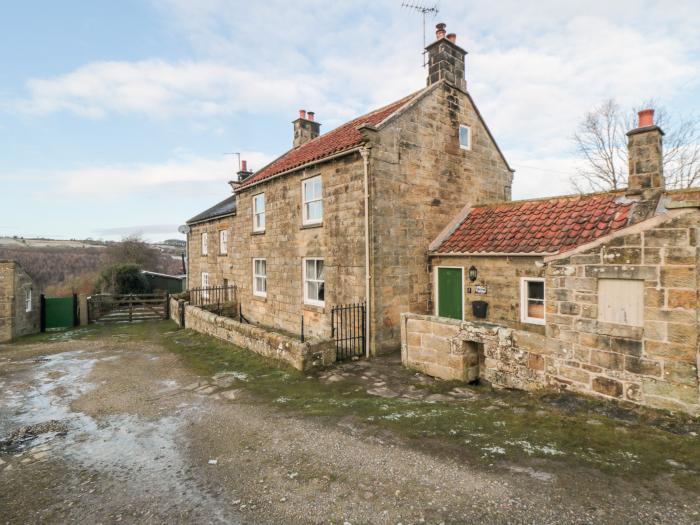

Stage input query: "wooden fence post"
[
  {"left": 40, "top": 294, "right": 46, "bottom": 333},
  {"left": 72, "top": 293, "right": 79, "bottom": 327}
]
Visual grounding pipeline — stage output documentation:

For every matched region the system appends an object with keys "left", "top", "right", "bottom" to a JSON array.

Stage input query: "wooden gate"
[{"left": 87, "top": 293, "right": 168, "bottom": 323}]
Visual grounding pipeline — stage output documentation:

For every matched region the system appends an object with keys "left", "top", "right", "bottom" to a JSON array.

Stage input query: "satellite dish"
[{"left": 178, "top": 225, "right": 190, "bottom": 234}]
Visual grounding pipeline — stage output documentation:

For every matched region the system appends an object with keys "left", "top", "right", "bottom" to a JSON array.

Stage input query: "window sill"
[
  {"left": 218, "top": 253, "right": 227, "bottom": 257},
  {"left": 251, "top": 230, "right": 265, "bottom": 236},
  {"left": 300, "top": 222, "right": 323, "bottom": 230},
  {"left": 521, "top": 317, "right": 545, "bottom": 326},
  {"left": 303, "top": 303, "right": 325, "bottom": 313},
  {"left": 252, "top": 294, "right": 267, "bottom": 302}
]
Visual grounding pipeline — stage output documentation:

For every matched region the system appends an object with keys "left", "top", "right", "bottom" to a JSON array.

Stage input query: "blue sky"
[{"left": 2, "top": 1, "right": 699, "bottom": 241}]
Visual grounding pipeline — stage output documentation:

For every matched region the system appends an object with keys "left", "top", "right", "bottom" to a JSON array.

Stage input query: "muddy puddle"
[{"left": 0, "top": 348, "right": 239, "bottom": 523}]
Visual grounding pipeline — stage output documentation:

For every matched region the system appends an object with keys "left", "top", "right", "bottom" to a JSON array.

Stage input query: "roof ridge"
[
  {"left": 432, "top": 190, "right": 636, "bottom": 256},
  {"left": 237, "top": 91, "right": 422, "bottom": 190},
  {"left": 470, "top": 190, "right": 627, "bottom": 209}
]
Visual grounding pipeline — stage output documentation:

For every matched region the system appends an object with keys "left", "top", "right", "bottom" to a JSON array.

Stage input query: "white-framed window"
[
  {"left": 219, "top": 229, "right": 228, "bottom": 255},
  {"left": 253, "top": 258, "right": 267, "bottom": 297},
  {"left": 598, "top": 279, "right": 643, "bottom": 326},
  {"left": 253, "top": 193, "right": 265, "bottom": 232},
  {"left": 201, "top": 232, "right": 208, "bottom": 255},
  {"left": 201, "top": 272, "right": 209, "bottom": 299},
  {"left": 459, "top": 124, "right": 471, "bottom": 150},
  {"left": 520, "top": 277, "right": 545, "bottom": 325},
  {"left": 25, "top": 288, "right": 32, "bottom": 312},
  {"left": 303, "top": 258, "right": 325, "bottom": 306},
  {"left": 302, "top": 175, "right": 323, "bottom": 225}
]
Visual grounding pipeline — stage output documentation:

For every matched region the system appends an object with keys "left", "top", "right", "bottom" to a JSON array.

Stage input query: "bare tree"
[
  {"left": 104, "top": 235, "right": 160, "bottom": 271},
  {"left": 572, "top": 99, "right": 700, "bottom": 192}
]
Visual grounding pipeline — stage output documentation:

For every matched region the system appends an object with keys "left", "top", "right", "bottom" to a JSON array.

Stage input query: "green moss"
[{"left": 154, "top": 323, "right": 700, "bottom": 490}]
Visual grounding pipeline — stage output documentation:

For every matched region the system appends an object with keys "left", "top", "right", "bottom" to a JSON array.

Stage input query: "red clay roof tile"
[
  {"left": 238, "top": 92, "right": 419, "bottom": 189},
  {"left": 434, "top": 193, "right": 633, "bottom": 255}
]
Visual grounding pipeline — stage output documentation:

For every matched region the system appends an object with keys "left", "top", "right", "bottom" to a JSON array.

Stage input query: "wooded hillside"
[{"left": 0, "top": 244, "right": 183, "bottom": 295}]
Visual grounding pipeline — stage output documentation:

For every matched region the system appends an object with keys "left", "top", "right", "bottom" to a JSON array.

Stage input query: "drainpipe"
[{"left": 360, "top": 146, "right": 372, "bottom": 358}]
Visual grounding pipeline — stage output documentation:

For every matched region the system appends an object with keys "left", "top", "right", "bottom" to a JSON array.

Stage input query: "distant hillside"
[{"left": 0, "top": 237, "right": 184, "bottom": 294}]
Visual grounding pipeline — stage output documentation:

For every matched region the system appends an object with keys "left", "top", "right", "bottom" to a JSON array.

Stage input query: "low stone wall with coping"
[
  {"left": 400, "top": 313, "right": 546, "bottom": 391},
  {"left": 401, "top": 312, "right": 700, "bottom": 415},
  {"left": 169, "top": 296, "right": 183, "bottom": 326},
  {"left": 179, "top": 303, "right": 335, "bottom": 371}
]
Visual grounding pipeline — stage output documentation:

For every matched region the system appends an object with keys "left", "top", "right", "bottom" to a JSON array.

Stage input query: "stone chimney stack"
[
  {"left": 425, "top": 23, "right": 467, "bottom": 91},
  {"left": 293, "top": 109, "right": 321, "bottom": 148},
  {"left": 237, "top": 159, "right": 253, "bottom": 181},
  {"left": 627, "top": 109, "right": 665, "bottom": 193}
]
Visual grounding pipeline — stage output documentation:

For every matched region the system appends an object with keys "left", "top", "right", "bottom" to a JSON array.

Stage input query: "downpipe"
[{"left": 360, "top": 147, "right": 372, "bottom": 358}]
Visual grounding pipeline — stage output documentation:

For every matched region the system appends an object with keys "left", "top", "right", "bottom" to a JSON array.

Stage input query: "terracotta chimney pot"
[
  {"left": 435, "top": 23, "right": 446, "bottom": 40},
  {"left": 638, "top": 109, "right": 654, "bottom": 128},
  {"left": 307, "top": 111, "right": 315, "bottom": 122},
  {"left": 446, "top": 33, "right": 456, "bottom": 43},
  {"left": 299, "top": 109, "right": 306, "bottom": 119},
  {"left": 241, "top": 160, "right": 247, "bottom": 172}
]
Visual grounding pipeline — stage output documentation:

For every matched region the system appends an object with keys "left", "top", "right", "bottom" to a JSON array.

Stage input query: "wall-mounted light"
[{"left": 468, "top": 265, "right": 478, "bottom": 282}]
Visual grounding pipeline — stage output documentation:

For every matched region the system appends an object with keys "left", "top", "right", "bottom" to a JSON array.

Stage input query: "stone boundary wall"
[
  {"left": 178, "top": 303, "right": 335, "bottom": 371},
  {"left": 169, "top": 296, "right": 184, "bottom": 326},
  {"left": 402, "top": 308, "right": 700, "bottom": 415},
  {"left": 400, "top": 313, "right": 546, "bottom": 391}
]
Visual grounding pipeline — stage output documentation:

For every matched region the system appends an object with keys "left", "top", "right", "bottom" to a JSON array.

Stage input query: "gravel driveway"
[{"left": 0, "top": 326, "right": 698, "bottom": 524}]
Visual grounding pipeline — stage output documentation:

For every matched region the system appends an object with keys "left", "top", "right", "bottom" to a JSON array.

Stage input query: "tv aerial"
[{"left": 401, "top": 2, "right": 440, "bottom": 66}]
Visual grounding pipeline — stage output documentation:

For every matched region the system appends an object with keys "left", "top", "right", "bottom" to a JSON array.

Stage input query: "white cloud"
[
  {"left": 7, "top": 0, "right": 700, "bottom": 201},
  {"left": 1, "top": 151, "right": 272, "bottom": 198},
  {"left": 93, "top": 224, "right": 181, "bottom": 236},
  {"left": 16, "top": 60, "right": 332, "bottom": 119}
]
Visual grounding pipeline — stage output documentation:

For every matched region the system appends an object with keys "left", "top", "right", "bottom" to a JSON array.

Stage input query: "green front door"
[{"left": 437, "top": 267, "right": 463, "bottom": 320}]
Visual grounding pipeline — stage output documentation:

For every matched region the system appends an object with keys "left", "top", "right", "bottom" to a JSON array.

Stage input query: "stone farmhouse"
[
  {"left": 185, "top": 23, "right": 700, "bottom": 414},
  {"left": 186, "top": 24, "right": 513, "bottom": 354}
]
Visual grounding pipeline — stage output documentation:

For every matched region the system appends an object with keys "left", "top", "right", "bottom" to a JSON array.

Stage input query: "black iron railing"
[
  {"left": 189, "top": 284, "right": 237, "bottom": 307},
  {"left": 331, "top": 302, "right": 366, "bottom": 360}
]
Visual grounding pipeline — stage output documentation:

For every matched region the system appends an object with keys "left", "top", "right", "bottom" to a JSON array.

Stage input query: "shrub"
[{"left": 97, "top": 264, "right": 151, "bottom": 294}]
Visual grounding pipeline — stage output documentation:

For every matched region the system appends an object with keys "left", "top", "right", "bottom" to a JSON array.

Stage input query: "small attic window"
[{"left": 459, "top": 124, "right": 471, "bottom": 150}]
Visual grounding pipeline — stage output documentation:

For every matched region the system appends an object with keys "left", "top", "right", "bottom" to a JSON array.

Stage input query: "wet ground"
[{"left": 1, "top": 322, "right": 699, "bottom": 524}]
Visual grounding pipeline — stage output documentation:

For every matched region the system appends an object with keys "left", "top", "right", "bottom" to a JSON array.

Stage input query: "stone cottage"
[
  {"left": 402, "top": 109, "right": 700, "bottom": 415},
  {"left": 0, "top": 260, "right": 40, "bottom": 343},
  {"left": 186, "top": 24, "right": 513, "bottom": 354}
]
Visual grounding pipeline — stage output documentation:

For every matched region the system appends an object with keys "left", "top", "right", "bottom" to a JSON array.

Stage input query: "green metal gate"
[{"left": 41, "top": 294, "right": 78, "bottom": 331}]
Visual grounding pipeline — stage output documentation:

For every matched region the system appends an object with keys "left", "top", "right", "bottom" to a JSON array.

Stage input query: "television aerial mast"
[{"left": 401, "top": 2, "right": 439, "bottom": 66}]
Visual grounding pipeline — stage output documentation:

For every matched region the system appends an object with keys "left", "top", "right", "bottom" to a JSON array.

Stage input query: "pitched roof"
[
  {"left": 433, "top": 193, "right": 635, "bottom": 255},
  {"left": 238, "top": 92, "right": 421, "bottom": 189},
  {"left": 187, "top": 194, "right": 236, "bottom": 225}
]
